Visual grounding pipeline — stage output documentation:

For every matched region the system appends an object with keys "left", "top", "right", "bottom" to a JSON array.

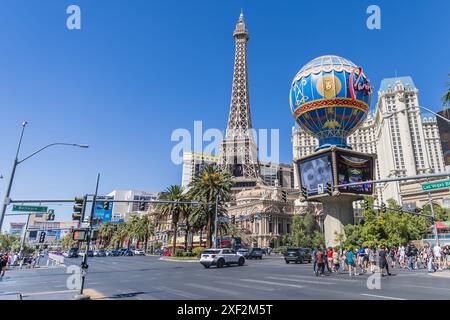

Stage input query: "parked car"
[
  {"left": 247, "top": 247, "right": 263, "bottom": 260},
  {"left": 97, "top": 249, "right": 106, "bottom": 257},
  {"left": 154, "top": 249, "right": 164, "bottom": 255},
  {"left": 123, "top": 249, "right": 133, "bottom": 256},
  {"left": 87, "top": 250, "right": 94, "bottom": 257},
  {"left": 133, "top": 249, "right": 145, "bottom": 256},
  {"left": 237, "top": 248, "right": 249, "bottom": 258},
  {"left": 200, "top": 248, "right": 245, "bottom": 268},
  {"left": 111, "top": 249, "right": 120, "bottom": 256},
  {"left": 284, "top": 247, "right": 312, "bottom": 264}
]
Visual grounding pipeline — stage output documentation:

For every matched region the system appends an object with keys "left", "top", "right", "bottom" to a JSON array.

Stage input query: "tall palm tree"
[
  {"left": 189, "top": 164, "right": 233, "bottom": 248},
  {"left": 111, "top": 223, "right": 128, "bottom": 249},
  {"left": 159, "top": 185, "right": 186, "bottom": 253},
  {"left": 98, "top": 222, "right": 115, "bottom": 248},
  {"left": 442, "top": 74, "right": 450, "bottom": 107}
]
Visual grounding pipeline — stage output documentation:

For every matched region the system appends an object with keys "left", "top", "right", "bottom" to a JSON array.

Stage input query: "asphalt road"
[{"left": 1, "top": 255, "right": 450, "bottom": 300}]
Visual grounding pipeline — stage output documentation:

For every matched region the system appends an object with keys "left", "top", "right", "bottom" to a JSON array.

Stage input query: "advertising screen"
[
  {"left": 297, "top": 153, "right": 333, "bottom": 196},
  {"left": 336, "top": 151, "right": 373, "bottom": 194},
  {"left": 93, "top": 196, "right": 114, "bottom": 227}
]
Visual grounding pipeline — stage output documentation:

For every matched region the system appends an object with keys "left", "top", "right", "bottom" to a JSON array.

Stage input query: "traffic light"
[
  {"left": 281, "top": 191, "right": 287, "bottom": 202},
  {"left": 103, "top": 201, "right": 110, "bottom": 211},
  {"left": 73, "top": 228, "right": 88, "bottom": 241},
  {"left": 250, "top": 215, "right": 254, "bottom": 223},
  {"left": 363, "top": 200, "right": 369, "bottom": 211},
  {"left": 268, "top": 215, "right": 272, "bottom": 222},
  {"left": 326, "top": 182, "right": 333, "bottom": 196},
  {"left": 46, "top": 209, "right": 55, "bottom": 221},
  {"left": 73, "top": 196, "right": 86, "bottom": 221},
  {"left": 39, "top": 231, "right": 46, "bottom": 243},
  {"left": 380, "top": 202, "right": 387, "bottom": 213},
  {"left": 139, "top": 202, "right": 146, "bottom": 211},
  {"left": 301, "top": 187, "right": 308, "bottom": 199},
  {"left": 231, "top": 216, "right": 235, "bottom": 224}
]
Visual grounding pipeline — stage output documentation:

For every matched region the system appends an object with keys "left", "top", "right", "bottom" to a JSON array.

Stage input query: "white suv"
[{"left": 200, "top": 248, "right": 245, "bottom": 268}]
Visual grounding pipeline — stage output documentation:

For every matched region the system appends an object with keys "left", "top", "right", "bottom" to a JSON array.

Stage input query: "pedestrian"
[
  {"left": 327, "top": 247, "right": 334, "bottom": 272},
  {"left": 444, "top": 245, "right": 450, "bottom": 270},
  {"left": 357, "top": 244, "right": 366, "bottom": 274},
  {"left": 332, "top": 248, "right": 340, "bottom": 273},
  {"left": 433, "top": 243, "right": 442, "bottom": 271},
  {"left": 389, "top": 246, "right": 396, "bottom": 269},
  {"left": 424, "top": 243, "right": 436, "bottom": 273},
  {"left": 315, "top": 247, "right": 325, "bottom": 276},
  {"left": 368, "top": 246, "right": 376, "bottom": 273},
  {"left": 378, "top": 245, "right": 391, "bottom": 276},
  {"left": 406, "top": 243, "right": 413, "bottom": 270},
  {"left": 311, "top": 246, "right": 318, "bottom": 275},
  {"left": 347, "top": 247, "right": 356, "bottom": 277},
  {"left": 0, "top": 253, "right": 8, "bottom": 279},
  {"left": 398, "top": 244, "right": 405, "bottom": 268}
]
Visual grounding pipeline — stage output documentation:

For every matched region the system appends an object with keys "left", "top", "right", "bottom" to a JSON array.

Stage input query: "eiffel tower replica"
[{"left": 219, "top": 10, "right": 261, "bottom": 190}]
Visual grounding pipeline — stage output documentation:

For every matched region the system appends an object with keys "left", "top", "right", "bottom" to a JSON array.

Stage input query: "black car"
[
  {"left": 111, "top": 250, "right": 120, "bottom": 256},
  {"left": 67, "top": 248, "right": 79, "bottom": 258},
  {"left": 284, "top": 248, "right": 311, "bottom": 264},
  {"left": 247, "top": 247, "right": 263, "bottom": 260},
  {"left": 87, "top": 250, "right": 94, "bottom": 257}
]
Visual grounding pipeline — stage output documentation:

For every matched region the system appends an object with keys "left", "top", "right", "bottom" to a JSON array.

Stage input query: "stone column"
[{"left": 321, "top": 196, "right": 356, "bottom": 247}]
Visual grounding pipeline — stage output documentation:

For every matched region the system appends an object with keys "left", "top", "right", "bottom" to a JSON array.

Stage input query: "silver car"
[{"left": 200, "top": 248, "right": 245, "bottom": 268}]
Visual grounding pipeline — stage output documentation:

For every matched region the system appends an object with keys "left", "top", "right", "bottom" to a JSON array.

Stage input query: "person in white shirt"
[
  {"left": 433, "top": 244, "right": 442, "bottom": 270},
  {"left": 399, "top": 245, "right": 406, "bottom": 268}
]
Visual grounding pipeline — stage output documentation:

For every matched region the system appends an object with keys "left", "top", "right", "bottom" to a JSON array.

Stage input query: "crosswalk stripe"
[
  {"left": 361, "top": 293, "right": 406, "bottom": 300},
  {"left": 158, "top": 286, "right": 203, "bottom": 299},
  {"left": 240, "top": 279, "right": 304, "bottom": 289},
  {"left": 265, "top": 276, "right": 336, "bottom": 285}
]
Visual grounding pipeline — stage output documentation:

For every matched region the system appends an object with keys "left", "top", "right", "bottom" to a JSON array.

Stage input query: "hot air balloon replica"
[{"left": 290, "top": 55, "right": 376, "bottom": 247}]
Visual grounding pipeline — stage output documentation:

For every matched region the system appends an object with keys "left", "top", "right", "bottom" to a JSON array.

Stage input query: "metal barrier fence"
[{"left": 47, "top": 253, "right": 65, "bottom": 266}]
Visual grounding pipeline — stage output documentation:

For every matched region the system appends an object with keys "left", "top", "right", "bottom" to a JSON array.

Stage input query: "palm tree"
[
  {"left": 111, "top": 223, "right": 128, "bottom": 249},
  {"left": 98, "top": 222, "right": 115, "bottom": 248},
  {"left": 159, "top": 185, "right": 186, "bottom": 254},
  {"left": 442, "top": 74, "right": 450, "bottom": 107},
  {"left": 189, "top": 164, "right": 233, "bottom": 248}
]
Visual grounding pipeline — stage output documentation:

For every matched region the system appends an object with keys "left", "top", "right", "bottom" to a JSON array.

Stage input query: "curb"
[
  {"left": 428, "top": 271, "right": 450, "bottom": 278},
  {"left": 158, "top": 257, "right": 200, "bottom": 263}
]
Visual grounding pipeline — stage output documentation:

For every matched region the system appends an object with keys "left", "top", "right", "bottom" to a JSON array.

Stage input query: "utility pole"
[
  {"left": 19, "top": 213, "right": 31, "bottom": 256},
  {"left": 427, "top": 191, "right": 439, "bottom": 246},
  {"left": 213, "top": 193, "right": 219, "bottom": 249},
  {"left": 75, "top": 173, "right": 100, "bottom": 300}
]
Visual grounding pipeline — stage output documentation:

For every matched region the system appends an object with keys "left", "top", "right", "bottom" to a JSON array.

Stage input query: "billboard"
[
  {"left": 92, "top": 196, "right": 114, "bottom": 228},
  {"left": 437, "top": 110, "right": 450, "bottom": 167},
  {"left": 297, "top": 152, "right": 333, "bottom": 196},
  {"left": 336, "top": 151, "right": 374, "bottom": 194}
]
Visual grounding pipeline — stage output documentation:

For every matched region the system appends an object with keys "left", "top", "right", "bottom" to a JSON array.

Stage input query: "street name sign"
[
  {"left": 421, "top": 180, "right": 450, "bottom": 191},
  {"left": 12, "top": 205, "right": 48, "bottom": 213}
]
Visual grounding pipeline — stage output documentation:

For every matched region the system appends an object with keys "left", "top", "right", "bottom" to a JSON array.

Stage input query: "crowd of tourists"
[
  {"left": 311, "top": 243, "right": 450, "bottom": 277},
  {"left": 0, "top": 251, "right": 41, "bottom": 280}
]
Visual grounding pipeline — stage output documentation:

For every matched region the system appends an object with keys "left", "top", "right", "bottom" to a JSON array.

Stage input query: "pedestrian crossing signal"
[
  {"left": 281, "top": 191, "right": 287, "bottom": 202},
  {"left": 380, "top": 202, "right": 387, "bottom": 213},
  {"left": 139, "top": 202, "right": 146, "bottom": 211},
  {"left": 363, "top": 200, "right": 369, "bottom": 211}
]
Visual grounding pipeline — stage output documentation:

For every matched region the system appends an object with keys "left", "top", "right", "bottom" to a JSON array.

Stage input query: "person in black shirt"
[{"left": 378, "top": 245, "right": 391, "bottom": 276}]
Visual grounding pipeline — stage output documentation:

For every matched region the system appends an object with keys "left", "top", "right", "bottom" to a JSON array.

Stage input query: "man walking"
[
  {"left": 378, "top": 245, "right": 391, "bottom": 276},
  {"left": 315, "top": 247, "right": 325, "bottom": 276}
]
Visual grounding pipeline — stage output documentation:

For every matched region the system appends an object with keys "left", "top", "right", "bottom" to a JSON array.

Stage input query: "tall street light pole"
[{"left": 0, "top": 122, "right": 89, "bottom": 232}]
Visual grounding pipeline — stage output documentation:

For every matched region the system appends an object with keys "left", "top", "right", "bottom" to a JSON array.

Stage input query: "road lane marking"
[
  {"left": 240, "top": 279, "right": 304, "bottom": 289},
  {"left": 214, "top": 280, "right": 276, "bottom": 292},
  {"left": 158, "top": 286, "right": 203, "bottom": 299},
  {"left": 361, "top": 293, "right": 406, "bottom": 300},
  {"left": 22, "top": 289, "right": 78, "bottom": 296},
  {"left": 265, "top": 276, "right": 336, "bottom": 285},
  {"left": 185, "top": 283, "right": 242, "bottom": 296}
]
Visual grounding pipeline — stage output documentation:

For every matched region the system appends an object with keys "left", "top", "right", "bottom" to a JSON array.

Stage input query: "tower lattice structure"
[{"left": 219, "top": 11, "right": 260, "bottom": 188}]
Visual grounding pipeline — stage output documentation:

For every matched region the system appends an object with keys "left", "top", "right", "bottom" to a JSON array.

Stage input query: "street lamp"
[{"left": 0, "top": 122, "right": 89, "bottom": 231}]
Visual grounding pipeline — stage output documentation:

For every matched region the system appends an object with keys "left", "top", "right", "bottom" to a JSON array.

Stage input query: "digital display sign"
[
  {"left": 297, "top": 152, "right": 333, "bottom": 196},
  {"left": 336, "top": 151, "right": 373, "bottom": 194},
  {"left": 93, "top": 196, "right": 114, "bottom": 227}
]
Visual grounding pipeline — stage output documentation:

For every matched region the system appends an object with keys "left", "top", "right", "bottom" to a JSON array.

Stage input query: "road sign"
[
  {"left": 421, "top": 180, "right": 450, "bottom": 191},
  {"left": 317, "top": 184, "right": 324, "bottom": 194},
  {"left": 13, "top": 205, "right": 48, "bottom": 213}
]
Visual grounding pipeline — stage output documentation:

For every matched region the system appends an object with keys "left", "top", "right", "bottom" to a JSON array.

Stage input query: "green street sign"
[
  {"left": 421, "top": 180, "right": 450, "bottom": 191},
  {"left": 12, "top": 205, "right": 48, "bottom": 213}
]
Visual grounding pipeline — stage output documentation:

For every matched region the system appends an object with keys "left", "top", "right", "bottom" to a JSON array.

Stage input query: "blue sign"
[
  {"left": 55, "top": 229, "right": 61, "bottom": 240},
  {"left": 93, "top": 196, "right": 114, "bottom": 227}
]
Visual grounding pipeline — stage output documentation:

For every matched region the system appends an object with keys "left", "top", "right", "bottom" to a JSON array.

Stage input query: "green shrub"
[
  {"left": 192, "top": 247, "right": 204, "bottom": 257},
  {"left": 174, "top": 249, "right": 184, "bottom": 257},
  {"left": 273, "top": 246, "right": 288, "bottom": 254}
]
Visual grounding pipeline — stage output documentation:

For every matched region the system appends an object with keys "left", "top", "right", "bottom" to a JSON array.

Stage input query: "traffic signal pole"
[{"left": 75, "top": 173, "right": 100, "bottom": 300}]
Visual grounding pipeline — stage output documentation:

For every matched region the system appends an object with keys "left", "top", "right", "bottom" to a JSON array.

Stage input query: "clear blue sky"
[{"left": 1, "top": 0, "right": 449, "bottom": 227}]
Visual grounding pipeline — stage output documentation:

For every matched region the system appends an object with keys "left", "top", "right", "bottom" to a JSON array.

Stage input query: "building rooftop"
[{"left": 379, "top": 76, "right": 416, "bottom": 91}]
